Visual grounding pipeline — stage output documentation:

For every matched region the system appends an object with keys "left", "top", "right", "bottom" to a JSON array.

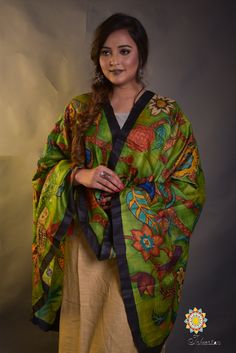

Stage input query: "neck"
[
  {"left": 111, "top": 82, "right": 144, "bottom": 100},
  {"left": 109, "top": 82, "right": 145, "bottom": 113}
]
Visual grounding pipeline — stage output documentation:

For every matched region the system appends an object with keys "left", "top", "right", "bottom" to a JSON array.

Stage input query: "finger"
[
  {"left": 97, "top": 178, "right": 120, "bottom": 193},
  {"left": 100, "top": 176, "right": 123, "bottom": 192},
  {"left": 94, "top": 182, "right": 117, "bottom": 193},
  {"left": 98, "top": 167, "right": 124, "bottom": 189}
]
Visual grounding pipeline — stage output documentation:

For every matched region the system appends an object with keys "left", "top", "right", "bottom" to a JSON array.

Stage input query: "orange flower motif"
[
  {"left": 131, "top": 224, "right": 163, "bottom": 261},
  {"left": 127, "top": 125, "right": 155, "bottom": 152}
]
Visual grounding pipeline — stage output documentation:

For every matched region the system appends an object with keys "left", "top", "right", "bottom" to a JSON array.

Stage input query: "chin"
[{"left": 108, "top": 77, "right": 135, "bottom": 87}]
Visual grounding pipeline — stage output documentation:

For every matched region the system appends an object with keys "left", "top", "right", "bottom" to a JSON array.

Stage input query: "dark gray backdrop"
[{"left": 0, "top": 0, "right": 235, "bottom": 352}]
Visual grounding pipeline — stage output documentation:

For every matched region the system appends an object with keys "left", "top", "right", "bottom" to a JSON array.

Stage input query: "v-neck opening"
[
  {"left": 102, "top": 90, "right": 155, "bottom": 171},
  {"left": 103, "top": 90, "right": 155, "bottom": 137}
]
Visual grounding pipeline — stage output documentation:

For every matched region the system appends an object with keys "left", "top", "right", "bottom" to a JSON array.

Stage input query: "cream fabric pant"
[{"left": 58, "top": 227, "right": 166, "bottom": 353}]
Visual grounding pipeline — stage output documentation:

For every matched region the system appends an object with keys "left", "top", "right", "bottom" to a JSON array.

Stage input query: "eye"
[
  {"left": 100, "top": 49, "right": 111, "bottom": 56},
  {"left": 120, "top": 48, "right": 131, "bottom": 55}
]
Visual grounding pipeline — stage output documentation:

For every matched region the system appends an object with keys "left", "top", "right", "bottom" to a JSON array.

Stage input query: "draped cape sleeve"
[{"left": 32, "top": 95, "right": 88, "bottom": 330}]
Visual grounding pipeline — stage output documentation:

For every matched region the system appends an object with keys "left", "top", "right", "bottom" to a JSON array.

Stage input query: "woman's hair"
[{"left": 71, "top": 13, "right": 149, "bottom": 165}]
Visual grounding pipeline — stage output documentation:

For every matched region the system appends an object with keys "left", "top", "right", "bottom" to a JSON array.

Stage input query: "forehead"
[{"left": 103, "top": 29, "right": 137, "bottom": 47}]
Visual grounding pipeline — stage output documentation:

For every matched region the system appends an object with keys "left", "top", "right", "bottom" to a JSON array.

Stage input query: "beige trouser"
[{"left": 58, "top": 227, "right": 166, "bottom": 353}]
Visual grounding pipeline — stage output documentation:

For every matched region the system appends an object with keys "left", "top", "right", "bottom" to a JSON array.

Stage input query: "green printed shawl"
[{"left": 32, "top": 91, "right": 205, "bottom": 353}]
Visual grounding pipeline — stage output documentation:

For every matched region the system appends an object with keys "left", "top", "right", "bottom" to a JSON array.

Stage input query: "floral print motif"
[
  {"left": 149, "top": 95, "right": 175, "bottom": 116},
  {"left": 127, "top": 125, "right": 155, "bottom": 152},
  {"left": 130, "top": 272, "right": 155, "bottom": 297},
  {"left": 131, "top": 224, "right": 163, "bottom": 261},
  {"left": 137, "top": 180, "right": 156, "bottom": 201},
  {"left": 173, "top": 145, "right": 199, "bottom": 182}
]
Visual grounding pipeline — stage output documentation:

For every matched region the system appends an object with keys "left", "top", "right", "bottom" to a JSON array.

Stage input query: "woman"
[{"left": 32, "top": 13, "right": 206, "bottom": 353}]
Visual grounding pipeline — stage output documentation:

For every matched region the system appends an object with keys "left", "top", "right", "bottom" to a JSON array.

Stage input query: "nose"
[{"left": 109, "top": 54, "right": 119, "bottom": 66}]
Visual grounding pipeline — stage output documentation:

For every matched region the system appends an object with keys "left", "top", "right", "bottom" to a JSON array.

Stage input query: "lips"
[{"left": 109, "top": 69, "right": 124, "bottom": 74}]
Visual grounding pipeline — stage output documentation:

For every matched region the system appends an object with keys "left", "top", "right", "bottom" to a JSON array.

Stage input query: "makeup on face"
[{"left": 99, "top": 29, "right": 139, "bottom": 87}]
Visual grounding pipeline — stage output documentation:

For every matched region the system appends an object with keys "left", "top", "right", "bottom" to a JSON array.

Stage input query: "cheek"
[{"left": 126, "top": 54, "right": 139, "bottom": 70}]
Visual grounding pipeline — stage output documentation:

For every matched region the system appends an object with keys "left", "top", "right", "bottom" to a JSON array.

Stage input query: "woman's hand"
[
  {"left": 74, "top": 166, "right": 124, "bottom": 210},
  {"left": 74, "top": 166, "right": 124, "bottom": 193}
]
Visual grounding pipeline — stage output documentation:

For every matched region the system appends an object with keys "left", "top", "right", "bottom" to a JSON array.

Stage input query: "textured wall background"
[{"left": 0, "top": 0, "right": 235, "bottom": 352}]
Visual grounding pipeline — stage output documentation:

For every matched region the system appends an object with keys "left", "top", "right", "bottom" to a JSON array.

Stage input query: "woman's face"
[{"left": 99, "top": 29, "right": 140, "bottom": 88}]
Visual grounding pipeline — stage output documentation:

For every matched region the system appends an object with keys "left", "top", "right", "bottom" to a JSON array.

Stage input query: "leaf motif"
[{"left": 126, "top": 188, "right": 157, "bottom": 229}]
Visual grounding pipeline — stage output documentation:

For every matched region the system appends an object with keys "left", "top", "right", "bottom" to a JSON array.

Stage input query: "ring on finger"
[{"left": 99, "top": 170, "right": 112, "bottom": 180}]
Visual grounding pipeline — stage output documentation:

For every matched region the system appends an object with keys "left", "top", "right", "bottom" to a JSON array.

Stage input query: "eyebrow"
[{"left": 101, "top": 45, "right": 133, "bottom": 49}]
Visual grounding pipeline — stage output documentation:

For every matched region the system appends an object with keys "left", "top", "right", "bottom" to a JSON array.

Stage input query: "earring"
[
  {"left": 95, "top": 71, "right": 104, "bottom": 84},
  {"left": 137, "top": 67, "right": 144, "bottom": 82}
]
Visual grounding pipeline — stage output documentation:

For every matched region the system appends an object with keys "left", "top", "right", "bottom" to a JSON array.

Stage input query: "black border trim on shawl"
[
  {"left": 76, "top": 90, "right": 165, "bottom": 352},
  {"left": 75, "top": 184, "right": 113, "bottom": 260},
  {"left": 106, "top": 90, "right": 165, "bottom": 353},
  {"left": 31, "top": 309, "right": 61, "bottom": 332}
]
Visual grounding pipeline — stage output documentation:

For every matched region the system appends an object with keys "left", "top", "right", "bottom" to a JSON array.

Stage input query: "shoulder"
[
  {"left": 149, "top": 92, "right": 191, "bottom": 128},
  {"left": 66, "top": 92, "right": 92, "bottom": 113},
  {"left": 62, "top": 92, "right": 92, "bottom": 126},
  {"left": 149, "top": 92, "right": 178, "bottom": 116}
]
